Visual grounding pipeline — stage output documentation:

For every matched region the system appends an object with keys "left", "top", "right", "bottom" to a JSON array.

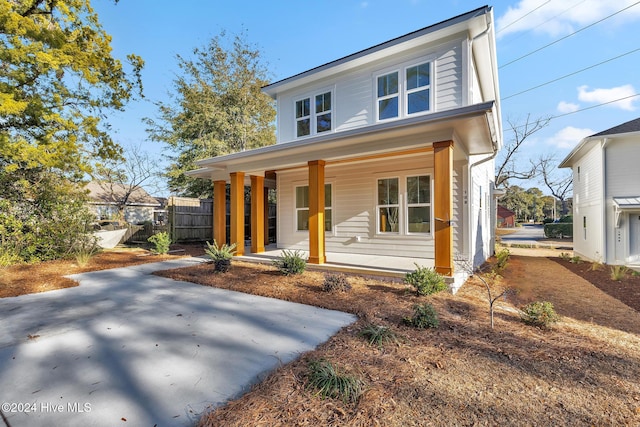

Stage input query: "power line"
[
  {"left": 499, "top": 0, "right": 587, "bottom": 47},
  {"left": 497, "top": 0, "right": 551, "bottom": 34},
  {"left": 550, "top": 93, "right": 640, "bottom": 120},
  {"left": 499, "top": 1, "right": 640, "bottom": 69},
  {"left": 502, "top": 47, "right": 640, "bottom": 100}
]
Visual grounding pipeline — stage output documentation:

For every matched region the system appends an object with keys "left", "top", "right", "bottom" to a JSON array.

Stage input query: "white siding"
[
  {"left": 275, "top": 39, "right": 465, "bottom": 144},
  {"left": 604, "top": 136, "right": 640, "bottom": 264},
  {"left": 572, "top": 142, "right": 604, "bottom": 262},
  {"left": 277, "top": 153, "right": 436, "bottom": 258},
  {"left": 469, "top": 158, "right": 494, "bottom": 267}
]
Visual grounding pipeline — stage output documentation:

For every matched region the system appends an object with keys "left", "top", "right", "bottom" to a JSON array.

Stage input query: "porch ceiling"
[{"left": 188, "top": 102, "right": 497, "bottom": 181}]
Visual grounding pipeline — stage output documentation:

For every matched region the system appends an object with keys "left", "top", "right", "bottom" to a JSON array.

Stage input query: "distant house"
[
  {"left": 559, "top": 117, "right": 640, "bottom": 267},
  {"left": 497, "top": 205, "right": 516, "bottom": 228},
  {"left": 187, "top": 6, "right": 503, "bottom": 288},
  {"left": 86, "top": 181, "right": 160, "bottom": 224}
]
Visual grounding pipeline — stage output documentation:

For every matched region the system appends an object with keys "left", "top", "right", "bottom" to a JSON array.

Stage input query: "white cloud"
[
  {"left": 546, "top": 126, "right": 594, "bottom": 149},
  {"left": 577, "top": 84, "right": 637, "bottom": 110},
  {"left": 496, "top": 0, "right": 640, "bottom": 38},
  {"left": 557, "top": 101, "right": 580, "bottom": 113}
]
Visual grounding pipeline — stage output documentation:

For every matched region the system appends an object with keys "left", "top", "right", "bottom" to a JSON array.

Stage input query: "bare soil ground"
[{"left": 2, "top": 245, "right": 640, "bottom": 426}]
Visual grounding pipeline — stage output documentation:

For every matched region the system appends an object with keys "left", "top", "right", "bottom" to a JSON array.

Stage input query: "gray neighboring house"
[
  {"left": 559, "top": 117, "right": 640, "bottom": 267},
  {"left": 86, "top": 181, "right": 160, "bottom": 224}
]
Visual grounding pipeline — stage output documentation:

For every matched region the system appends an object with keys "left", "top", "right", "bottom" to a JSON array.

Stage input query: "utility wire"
[
  {"left": 502, "top": 47, "right": 640, "bottom": 100},
  {"left": 499, "top": 0, "right": 587, "bottom": 47},
  {"left": 550, "top": 93, "right": 640, "bottom": 120},
  {"left": 499, "top": 1, "right": 640, "bottom": 69},
  {"left": 497, "top": 0, "right": 551, "bottom": 34}
]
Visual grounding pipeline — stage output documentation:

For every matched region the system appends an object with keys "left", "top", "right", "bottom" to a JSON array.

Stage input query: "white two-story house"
[
  {"left": 188, "top": 6, "right": 503, "bottom": 288},
  {"left": 560, "top": 117, "right": 640, "bottom": 267}
]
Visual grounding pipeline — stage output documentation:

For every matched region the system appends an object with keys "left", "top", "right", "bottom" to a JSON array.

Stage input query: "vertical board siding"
[{"left": 278, "top": 154, "right": 436, "bottom": 258}]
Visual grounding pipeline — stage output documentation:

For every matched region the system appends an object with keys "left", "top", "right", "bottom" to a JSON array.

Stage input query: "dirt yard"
[{"left": 2, "top": 245, "right": 640, "bottom": 426}]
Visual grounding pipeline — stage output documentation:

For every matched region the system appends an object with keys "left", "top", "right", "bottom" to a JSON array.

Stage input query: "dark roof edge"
[
  {"left": 589, "top": 117, "right": 640, "bottom": 138},
  {"left": 262, "top": 5, "right": 490, "bottom": 93}
]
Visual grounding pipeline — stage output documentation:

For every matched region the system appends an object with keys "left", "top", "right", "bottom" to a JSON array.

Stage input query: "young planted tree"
[
  {"left": 0, "top": 0, "right": 143, "bottom": 262},
  {"left": 146, "top": 30, "right": 276, "bottom": 197}
]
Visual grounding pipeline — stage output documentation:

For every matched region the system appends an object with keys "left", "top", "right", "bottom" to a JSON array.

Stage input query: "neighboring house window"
[
  {"left": 406, "top": 62, "right": 430, "bottom": 115},
  {"left": 377, "top": 72, "right": 399, "bottom": 120},
  {"left": 315, "top": 92, "right": 332, "bottom": 133},
  {"left": 295, "top": 90, "right": 333, "bottom": 138},
  {"left": 376, "top": 61, "right": 432, "bottom": 121},
  {"left": 296, "top": 184, "right": 332, "bottom": 232},
  {"left": 407, "top": 175, "right": 431, "bottom": 233},
  {"left": 377, "top": 178, "right": 400, "bottom": 232},
  {"left": 296, "top": 98, "right": 310, "bottom": 137}
]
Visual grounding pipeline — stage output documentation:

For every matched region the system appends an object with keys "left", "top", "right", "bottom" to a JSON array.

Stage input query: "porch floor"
[{"left": 237, "top": 244, "right": 435, "bottom": 280}]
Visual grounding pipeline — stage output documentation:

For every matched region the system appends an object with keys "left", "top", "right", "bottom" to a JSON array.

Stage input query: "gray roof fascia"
[
  {"left": 193, "top": 101, "right": 495, "bottom": 170},
  {"left": 262, "top": 5, "right": 491, "bottom": 97}
]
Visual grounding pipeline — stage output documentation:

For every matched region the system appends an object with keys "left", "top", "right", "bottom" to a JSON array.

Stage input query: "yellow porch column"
[
  {"left": 308, "top": 160, "right": 326, "bottom": 264},
  {"left": 229, "top": 172, "right": 245, "bottom": 256},
  {"left": 250, "top": 175, "right": 265, "bottom": 254},
  {"left": 213, "top": 180, "right": 226, "bottom": 245},
  {"left": 433, "top": 141, "right": 454, "bottom": 276}
]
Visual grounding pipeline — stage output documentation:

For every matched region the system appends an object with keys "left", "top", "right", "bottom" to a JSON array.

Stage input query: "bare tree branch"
[{"left": 495, "top": 114, "right": 551, "bottom": 188}]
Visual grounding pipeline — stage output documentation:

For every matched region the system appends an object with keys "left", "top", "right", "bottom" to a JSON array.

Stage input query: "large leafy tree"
[
  {"left": 0, "top": 0, "right": 143, "bottom": 263},
  {"left": 146, "top": 30, "right": 276, "bottom": 197}
]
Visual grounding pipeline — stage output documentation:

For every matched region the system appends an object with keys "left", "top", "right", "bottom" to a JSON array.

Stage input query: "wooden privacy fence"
[
  {"left": 168, "top": 196, "right": 277, "bottom": 244},
  {"left": 169, "top": 197, "right": 213, "bottom": 242}
]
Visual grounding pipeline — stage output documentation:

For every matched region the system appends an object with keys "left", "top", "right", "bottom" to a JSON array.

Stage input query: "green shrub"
[
  {"left": 358, "top": 323, "right": 398, "bottom": 347},
  {"left": 559, "top": 252, "right": 572, "bottom": 261},
  {"left": 570, "top": 256, "right": 582, "bottom": 264},
  {"left": 322, "top": 273, "right": 351, "bottom": 292},
  {"left": 306, "top": 359, "right": 364, "bottom": 404},
  {"left": 403, "top": 303, "right": 439, "bottom": 329},
  {"left": 495, "top": 247, "right": 510, "bottom": 273},
  {"left": 404, "top": 264, "right": 448, "bottom": 296},
  {"left": 148, "top": 232, "right": 171, "bottom": 254},
  {"left": 544, "top": 222, "right": 573, "bottom": 238},
  {"left": 610, "top": 265, "right": 629, "bottom": 281},
  {"left": 272, "top": 249, "right": 306, "bottom": 275},
  {"left": 520, "top": 301, "right": 560, "bottom": 327},
  {"left": 205, "top": 240, "right": 237, "bottom": 273}
]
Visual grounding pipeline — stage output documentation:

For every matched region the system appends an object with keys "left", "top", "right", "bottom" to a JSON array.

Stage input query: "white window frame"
[
  {"left": 295, "top": 183, "right": 333, "bottom": 233},
  {"left": 295, "top": 97, "right": 311, "bottom": 137},
  {"left": 374, "top": 57, "right": 434, "bottom": 123},
  {"left": 375, "top": 173, "right": 433, "bottom": 236},
  {"left": 294, "top": 89, "right": 334, "bottom": 139},
  {"left": 376, "top": 70, "right": 400, "bottom": 122},
  {"left": 406, "top": 174, "right": 432, "bottom": 235},
  {"left": 404, "top": 61, "right": 432, "bottom": 116},
  {"left": 376, "top": 177, "right": 401, "bottom": 234}
]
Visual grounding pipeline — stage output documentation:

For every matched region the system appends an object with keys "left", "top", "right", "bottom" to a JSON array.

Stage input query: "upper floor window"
[
  {"left": 295, "top": 91, "right": 332, "bottom": 138},
  {"left": 376, "top": 61, "right": 432, "bottom": 121},
  {"left": 377, "top": 72, "right": 399, "bottom": 120},
  {"left": 296, "top": 98, "right": 310, "bottom": 137},
  {"left": 406, "top": 63, "right": 430, "bottom": 114}
]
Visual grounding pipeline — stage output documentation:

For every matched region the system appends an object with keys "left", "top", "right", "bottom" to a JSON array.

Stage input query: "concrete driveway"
[{"left": 0, "top": 258, "right": 356, "bottom": 427}]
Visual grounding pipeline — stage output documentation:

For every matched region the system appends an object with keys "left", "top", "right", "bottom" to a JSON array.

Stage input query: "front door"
[{"left": 630, "top": 213, "right": 640, "bottom": 262}]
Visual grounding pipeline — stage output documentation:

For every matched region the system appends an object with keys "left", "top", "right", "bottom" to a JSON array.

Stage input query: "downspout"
[{"left": 464, "top": 14, "right": 495, "bottom": 266}]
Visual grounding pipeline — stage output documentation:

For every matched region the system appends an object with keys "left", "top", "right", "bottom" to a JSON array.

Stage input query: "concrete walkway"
[{"left": 0, "top": 258, "right": 356, "bottom": 427}]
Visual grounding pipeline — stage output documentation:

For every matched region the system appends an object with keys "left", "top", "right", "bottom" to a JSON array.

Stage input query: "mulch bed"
[{"left": 552, "top": 258, "right": 640, "bottom": 312}]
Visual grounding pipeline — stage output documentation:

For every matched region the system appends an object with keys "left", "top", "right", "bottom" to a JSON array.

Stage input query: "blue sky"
[{"left": 93, "top": 1, "right": 640, "bottom": 195}]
